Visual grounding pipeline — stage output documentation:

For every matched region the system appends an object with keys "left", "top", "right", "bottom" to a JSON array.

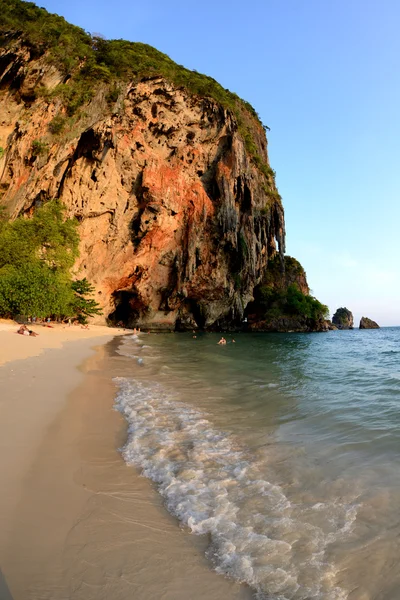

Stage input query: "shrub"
[
  {"left": 106, "top": 84, "right": 120, "bottom": 105},
  {"left": 254, "top": 258, "right": 328, "bottom": 324},
  {"left": 31, "top": 139, "right": 48, "bottom": 156},
  {"left": 286, "top": 285, "right": 328, "bottom": 321},
  {"left": 48, "top": 114, "right": 67, "bottom": 135}
]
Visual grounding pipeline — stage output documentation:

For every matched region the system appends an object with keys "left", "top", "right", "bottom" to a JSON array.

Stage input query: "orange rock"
[{"left": 0, "top": 39, "right": 285, "bottom": 330}]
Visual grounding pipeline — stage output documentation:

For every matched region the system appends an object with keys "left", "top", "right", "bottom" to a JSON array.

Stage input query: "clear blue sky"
[{"left": 40, "top": 0, "right": 400, "bottom": 325}]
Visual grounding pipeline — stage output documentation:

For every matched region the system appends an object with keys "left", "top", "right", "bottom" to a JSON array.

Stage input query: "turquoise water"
[{"left": 115, "top": 328, "right": 400, "bottom": 599}]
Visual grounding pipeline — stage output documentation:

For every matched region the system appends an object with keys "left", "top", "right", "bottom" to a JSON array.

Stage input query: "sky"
[{"left": 39, "top": 0, "right": 400, "bottom": 325}]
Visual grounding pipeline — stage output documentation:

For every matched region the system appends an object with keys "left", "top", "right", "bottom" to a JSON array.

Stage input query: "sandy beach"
[
  {"left": 0, "top": 323, "right": 125, "bottom": 599},
  {"left": 0, "top": 320, "right": 128, "bottom": 366},
  {"left": 0, "top": 323, "right": 249, "bottom": 600}
]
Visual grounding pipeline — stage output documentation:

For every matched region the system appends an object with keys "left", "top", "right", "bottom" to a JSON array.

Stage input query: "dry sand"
[
  {"left": 0, "top": 324, "right": 249, "bottom": 600},
  {"left": 0, "top": 319, "right": 127, "bottom": 366},
  {"left": 0, "top": 323, "right": 125, "bottom": 599}
]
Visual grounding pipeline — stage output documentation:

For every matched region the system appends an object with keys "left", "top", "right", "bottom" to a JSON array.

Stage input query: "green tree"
[
  {"left": 0, "top": 200, "right": 101, "bottom": 320},
  {"left": 0, "top": 263, "right": 74, "bottom": 318},
  {"left": 0, "top": 200, "right": 79, "bottom": 271},
  {"left": 70, "top": 278, "right": 102, "bottom": 323}
]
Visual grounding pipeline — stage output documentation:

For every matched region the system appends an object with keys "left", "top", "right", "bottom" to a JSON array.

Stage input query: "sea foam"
[{"left": 114, "top": 377, "right": 356, "bottom": 599}]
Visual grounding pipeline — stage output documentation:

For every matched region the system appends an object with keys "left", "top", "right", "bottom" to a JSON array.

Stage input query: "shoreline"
[
  {"left": 0, "top": 334, "right": 121, "bottom": 599},
  {"left": 0, "top": 320, "right": 128, "bottom": 366},
  {"left": 0, "top": 328, "right": 250, "bottom": 600}
]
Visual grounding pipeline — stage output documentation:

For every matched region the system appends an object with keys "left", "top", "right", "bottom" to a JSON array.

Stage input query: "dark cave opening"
[
  {"left": 108, "top": 290, "right": 141, "bottom": 327},
  {"left": 188, "top": 299, "right": 206, "bottom": 329}
]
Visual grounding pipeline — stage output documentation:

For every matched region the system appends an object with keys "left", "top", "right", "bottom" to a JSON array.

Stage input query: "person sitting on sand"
[
  {"left": 17, "top": 325, "right": 39, "bottom": 337},
  {"left": 218, "top": 337, "right": 227, "bottom": 345},
  {"left": 17, "top": 325, "right": 29, "bottom": 336}
]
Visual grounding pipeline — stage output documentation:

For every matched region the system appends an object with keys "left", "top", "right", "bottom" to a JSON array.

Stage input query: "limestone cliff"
[
  {"left": 359, "top": 317, "right": 379, "bottom": 329},
  {"left": 332, "top": 307, "right": 354, "bottom": 330},
  {"left": 0, "top": 23, "right": 287, "bottom": 330},
  {"left": 246, "top": 256, "right": 330, "bottom": 332}
]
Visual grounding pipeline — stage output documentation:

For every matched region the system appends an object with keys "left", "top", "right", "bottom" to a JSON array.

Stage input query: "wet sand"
[{"left": 0, "top": 334, "right": 250, "bottom": 600}]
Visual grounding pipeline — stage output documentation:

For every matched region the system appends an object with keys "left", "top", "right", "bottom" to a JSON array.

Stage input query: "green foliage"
[
  {"left": 106, "top": 84, "right": 120, "bottom": 105},
  {"left": 48, "top": 114, "right": 67, "bottom": 134},
  {"left": 0, "top": 200, "right": 101, "bottom": 320},
  {"left": 71, "top": 278, "right": 102, "bottom": 323},
  {"left": 0, "top": 147, "right": 5, "bottom": 159},
  {"left": 263, "top": 254, "right": 304, "bottom": 288},
  {"left": 31, "top": 139, "right": 48, "bottom": 156},
  {"left": 284, "top": 256, "right": 305, "bottom": 277},
  {"left": 256, "top": 282, "right": 328, "bottom": 322},
  {"left": 333, "top": 307, "right": 352, "bottom": 324},
  {"left": 1, "top": 0, "right": 274, "bottom": 179},
  {"left": 48, "top": 79, "right": 95, "bottom": 115},
  {"left": 286, "top": 285, "right": 329, "bottom": 320},
  {"left": 255, "top": 254, "right": 328, "bottom": 324},
  {"left": 0, "top": 0, "right": 92, "bottom": 73},
  {"left": 0, "top": 200, "right": 78, "bottom": 271},
  {"left": 0, "top": 263, "right": 74, "bottom": 317}
]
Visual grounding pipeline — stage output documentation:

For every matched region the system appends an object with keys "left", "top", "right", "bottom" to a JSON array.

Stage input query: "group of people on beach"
[
  {"left": 27, "top": 316, "right": 52, "bottom": 325},
  {"left": 16, "top": 318, "right": 91, "bottom": 336}
]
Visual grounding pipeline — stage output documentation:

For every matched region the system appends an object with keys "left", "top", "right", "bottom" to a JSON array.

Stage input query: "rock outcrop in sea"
[
  {"left": 359, "top": 317, "right": 379, "bottom": 329},
  {"left": 0, "top": 1, "right": 327, "bottom": 331},
  {"left": 332, "top": 307, "right": 354, "bottom": 330}
]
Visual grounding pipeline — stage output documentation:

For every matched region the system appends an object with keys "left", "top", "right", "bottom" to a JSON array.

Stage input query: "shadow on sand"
[{"left": 0, "top": 570, "right": 13, "bottom": 600}]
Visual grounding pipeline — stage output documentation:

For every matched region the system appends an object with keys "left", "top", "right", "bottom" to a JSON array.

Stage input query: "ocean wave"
[
  {"left": 116, "top": 334, "right": 156, "bottom": 365},
  {"left": 114, "top": 377, "right": 356, "bottom": 600}
]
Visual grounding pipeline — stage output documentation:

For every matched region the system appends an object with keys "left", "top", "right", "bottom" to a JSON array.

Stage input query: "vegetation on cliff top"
[
  {"left": 332, "top": 307, "right": 353, "bottom": 329},
  {"left": 0, "top": 200, "right": 101, "bottom": 321},
  {"left": 0, "top": 0, "right": 276, "bottom": 183},
  {"left": 0, "top": 0, "right": 256, "bottom": 112},
  {"left": 257, "top": 284, "right": 329, "bottom": 322},
  {"left": 251, "top": 255, "right": 329, "bottom": 324}
]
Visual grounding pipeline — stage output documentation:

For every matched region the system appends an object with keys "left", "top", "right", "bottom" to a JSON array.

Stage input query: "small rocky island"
[
  {"left": 359, "top": 317, "right": 380, "bottom": 329},
  {"left": 332, "top": 307, "right": 354, "bottom": 330}
]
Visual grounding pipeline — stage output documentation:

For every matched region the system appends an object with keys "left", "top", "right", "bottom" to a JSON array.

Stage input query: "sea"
[{"left": 113, "top": 328, "right": 400, "bottom": 600}]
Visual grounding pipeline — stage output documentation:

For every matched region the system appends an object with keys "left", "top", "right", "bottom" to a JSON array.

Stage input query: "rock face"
[
  {"left": 332, "top": 307, "right": 354, "bottom": 330},
  {"left": 246, "top": 255, "right": 330, "bottom": 332},
  {"left": 249, "top": 315, "right": 330, "bottom": 333},
  {"left": 359, "top": 317, "right": 379, "bottom": 329},
  {"left": 0, "top": 34, "right": 285, "bottom": 330}
]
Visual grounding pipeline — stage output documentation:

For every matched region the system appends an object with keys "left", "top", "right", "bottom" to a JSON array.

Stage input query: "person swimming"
[{"left": 218, "top": 337, "right": 227, "bottom": 345}]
